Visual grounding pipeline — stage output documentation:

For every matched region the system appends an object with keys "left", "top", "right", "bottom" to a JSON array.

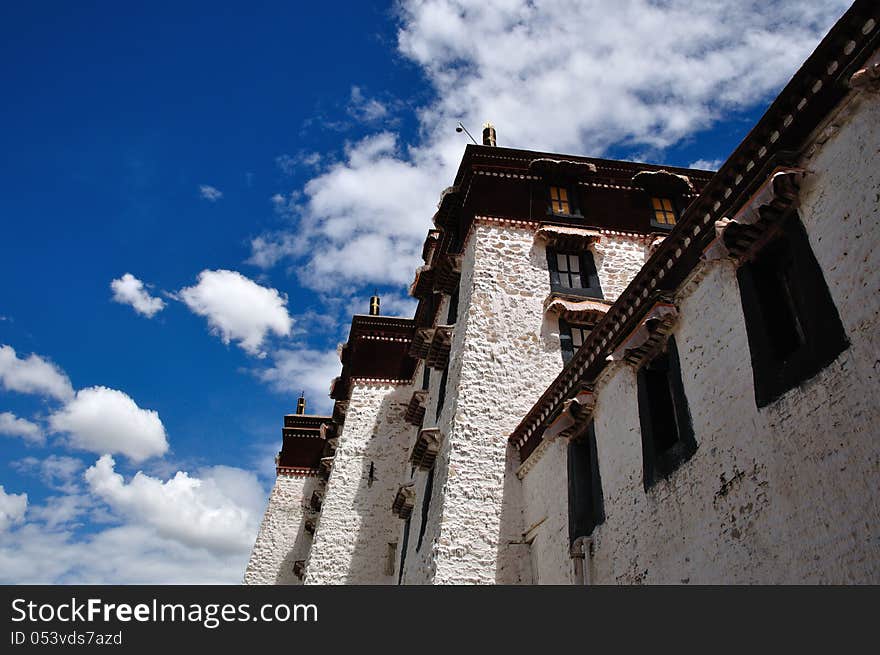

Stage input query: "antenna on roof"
[{"left": 455, "top": 122, "right": 478, "bottom": 145}]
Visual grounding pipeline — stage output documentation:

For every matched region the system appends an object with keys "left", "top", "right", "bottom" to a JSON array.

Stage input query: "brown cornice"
[{"left": 510, "top": 1, "right": 879, "bottom": 459}]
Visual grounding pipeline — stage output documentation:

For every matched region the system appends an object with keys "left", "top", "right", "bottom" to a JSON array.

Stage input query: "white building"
[{"left": 245, "top": 0, "right": 880, "bottom": 585}]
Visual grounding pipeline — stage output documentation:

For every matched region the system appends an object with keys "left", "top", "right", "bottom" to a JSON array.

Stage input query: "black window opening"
[
  {"left": 568, "top": 421, "right": 605, "bottom": 544},
  {"left": 547, "top": 248, "right": 603, "bottom": 299},
  {"left": 650, "top": 196, "right": 678, "bottom": 230},
  {"left": 559, "top": 319, "right": 593, "bottom": 365},
  {"left": 416, "top": 465, "right": 435, "bottom": 552},
  {"left": 736, "top": 212, "right": 848, "bottom": 408},
  {"left": 446, "top": 287, "right": 459, "bottom": 325},
  {"left": 435, "top": 366, "right": 449, "bottom": 421},
  {"left": 398, "top": 518, "right": 411, "bottom": 584},
  {"left": 421, "top": 363, "right": 430, "bottom": 391},
  {"left": 637, "top": 336, "right": 696, "bottom": 489}
]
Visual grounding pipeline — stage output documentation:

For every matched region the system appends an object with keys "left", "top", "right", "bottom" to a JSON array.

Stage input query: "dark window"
[
  {"left": 398, "top": 518, "right": 411, "bottom": 585},
  {"left": 446, "top": 287, "right": 459, "bottom": 324},
  {"left": 650, "top": 197, "right": 677, "bottom": 229},
  {"left": 559, "top": 319, "right": 592, "bottom": 364},
  {"left": 736, "top": 213, "right": 848, "bottom": 407},
  {"left": 416, "top": 465, "right": 435, "bottom": 552},
  {"left": 568, "top": 421, "right": 605, "bottom": 543},
  {"left": 421, "top": 364, "right": 430, "bottom": 391},
  {"left": 547, "top": 248, "right": 603, "bottom": 299},
  {"left": 637, "top": 336, "right": 696, "bottom": 489},
  {"left": 435, "top": 366, "right": 449, "bottom": 421}
]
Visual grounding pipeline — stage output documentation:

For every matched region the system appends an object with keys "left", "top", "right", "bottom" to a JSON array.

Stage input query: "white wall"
[
  {"left": 520, "top": 89, "right": 880, "bottom": 584},
  {"left": 244, "top": 474, "right": 321, "bottom": 585},
  {"left": 304, "top": 382, "right": 415, "bottom": 584}
]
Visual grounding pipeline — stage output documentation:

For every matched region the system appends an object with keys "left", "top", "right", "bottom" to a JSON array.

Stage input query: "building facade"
[{"left": 245, "top": 0, "right": 880, "bottom": 585}]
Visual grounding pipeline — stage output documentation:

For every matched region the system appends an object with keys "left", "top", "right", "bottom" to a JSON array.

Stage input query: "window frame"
[
  {"left": 736, "top": 212, "right": 848, "bottom": 408},
  {"left": 637, "top": 336, "right": 697, "bottom": 490},
  {"left": 547, "top": 184, "right": 581, "bottom": 217},
  {"left": 546, "top": 247, "right": 603, "bottom": 300},
  {"left": 559, "top": 318, "right": 593, "bottom": 364},
  {"left": 649, "top": 196, "right": 678, "bottom": 231}
]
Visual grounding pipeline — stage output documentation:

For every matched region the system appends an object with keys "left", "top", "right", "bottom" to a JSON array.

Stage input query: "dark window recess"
[
  {"left": 421, "top": 364, "right": 431, "bottom": 391},
  {"left": 547, "top": 248, "right": 603, "bottom": 299},
  {"left": 435, "top": 366, "right": 449, "bottom": 421},
  {"left": 398, "top": 518, "right": 411, "bottom": 585},
  {"left": 637, "top": 336, "right": 696, "bottom": 489},
  {"left": 736, "top": 213, "right": 848, "bottom": 407},
  {"left": 416, "top": 465, "right": 435, "bottom": 552},
  {"left": 568, "top": 421, "right": 605, "bottom": 544},
  {"left": 559, "top": 319, "right": 593, "bottom": 365},
  {"left": 446, "top": 287, "right": 459, "bottom": 324}
]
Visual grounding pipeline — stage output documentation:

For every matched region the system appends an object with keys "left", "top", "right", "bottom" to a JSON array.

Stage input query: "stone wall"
[
  {"left": 428, "top": 222, "right": 574, "bottom": 583},
  {"left": 592, "top": 232, "right": 652, "bottom": 301},
  {"left": 243, "top": 474, "right": 321, "bottom": 585},
  {"left": 304, "top": 382, "right": 415, "bottom": 584},
  {"left": 519, "top": 88, "right": 880, "bottom": 584}
]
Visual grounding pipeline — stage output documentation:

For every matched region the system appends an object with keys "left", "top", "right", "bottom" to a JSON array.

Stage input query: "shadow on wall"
[{"left": 276, "top": 477, "right": 319, "bottom": 585}]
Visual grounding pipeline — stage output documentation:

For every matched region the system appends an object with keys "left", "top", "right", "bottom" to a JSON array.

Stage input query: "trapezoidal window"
[
  {"left": 637, "top": 336, "right": 696, "bottom": 489},
  {"left": 568, "top": 421, "right": 605, "bottom": 544},
  {"left": 735, "top": 212, "right": 848, "bottom": 408},
  {"left": 547, "top": 248, "right": 603, "bottom": 299},
  {"left": 559, "top": 319, "right": 593, "bottom": 364},
  {"left": 651, "top": 197, "right": 677, "bottom": 229}
]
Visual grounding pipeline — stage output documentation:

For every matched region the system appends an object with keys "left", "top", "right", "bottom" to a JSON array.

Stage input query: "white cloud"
[
  {"left": 179, "top": 269, "right": 293, "bottom": 357},
  {"left": 49, "top": 386, "right": 168, "bottom": 462},
  {"left": 348, "top": 85, "right": 390, "bottom": 123},
  {"left": 0, "top": 454, "right": 267, "bottom": 583},
  {"left": 199, "top": 184, "right": 223, "bottom": 201},
  {"left": 84, "top": 455, "right": 262, "bottom": 555},
  {"left": 257, "top": 347, "right": 341, "bottom": 413},
  {"left": 0, "top": 345, "right": 74, "bottom": 401},
  {"left": 250, "top": 0, "right": 849, "bottom": 294},
  {"left": 11, "top": 455, "right": 86, "bottom": 493},
  {"left": 110, "top": 273, "right": 166, "bottom": 318},
  {"left": 0, "top": 486, "right": 27, "bottom": 532},
  {"left": 689, "top": 158, "right": 723, "bottom": 171},
  {"left": 0, "top": 411, "right": 43, "bottom": 444}
]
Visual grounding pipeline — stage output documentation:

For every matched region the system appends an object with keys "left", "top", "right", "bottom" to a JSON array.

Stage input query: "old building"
[{"left": 245, "top": 0, "right": 880, "bottom": 585}]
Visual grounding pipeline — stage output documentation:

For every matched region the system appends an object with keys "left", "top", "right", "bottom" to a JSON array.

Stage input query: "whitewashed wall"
[
  {"left": 521, "top": 88, "right": 880, "bottom": 584},
  {"left": 244, "top": 474, "right": 321, "bottom": 585},
  {"left": 304, "top": 382, "right": 415, "bottom": 584}
]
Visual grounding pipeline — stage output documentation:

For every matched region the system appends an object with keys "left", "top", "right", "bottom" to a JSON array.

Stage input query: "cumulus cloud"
[
  {"left": 0, "top": 454, "right": 267, "bottom": 583},
  {"left": 250, "top": 0, "right": 849, "bottom": 294},
  {"left": 199, "top": 184, "right": 223, "bottom": 201},
  {"left": 0, "top": 412, "right": 43, "bottom": 444},
  {"left": 257, "top": 347, "right": 342, "bottom": 413},
  {"left": 110, "top": 273, "right": 166, "bottom": 318},
  {"left": 84, "top": 455, "right": 262, "bottom": 555},
  {"left": 179, "top": 269, "right": 293, "bottom": 357},
  {"left": 0, "top": 486, "right": 27, "bottom": 532},
  {"left": 49, "top": 386, "right": 168, "bottom": 462},
  {"left": 0, "top": 345, "right": 74, "bottom": 401}
]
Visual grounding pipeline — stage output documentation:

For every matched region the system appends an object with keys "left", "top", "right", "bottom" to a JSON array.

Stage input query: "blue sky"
[{"left": 0, "top": 1, "right": 850, "bottom": 583}]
